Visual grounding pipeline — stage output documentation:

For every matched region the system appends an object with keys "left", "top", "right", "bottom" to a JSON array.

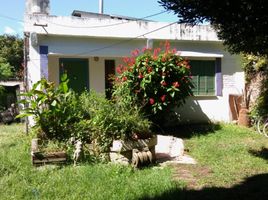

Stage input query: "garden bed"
[{"left": 31, "top": 138, "right": 67, "bottom": 166}]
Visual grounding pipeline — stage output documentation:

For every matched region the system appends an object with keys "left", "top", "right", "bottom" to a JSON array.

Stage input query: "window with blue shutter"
[{"left": 190, "top": 60, "right": 216, "bottom": 96}]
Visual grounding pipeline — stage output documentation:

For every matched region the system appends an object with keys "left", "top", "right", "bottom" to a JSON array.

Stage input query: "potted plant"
[{"left": 238, "top": 86, "right": 251, "bottom": 127}]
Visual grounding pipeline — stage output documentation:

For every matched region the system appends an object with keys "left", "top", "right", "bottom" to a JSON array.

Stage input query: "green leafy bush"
[
  {"left": 18, "top": 75, "right": 151, "bottom": 156},
  {"left": 80, "top": 91, "right": 151, "bottom": 153},
  {"left": 242, "top": 54, "right": 268, "bottom": 82},
  {"left": 18, "top": 74, "right": 91, "bottom": 142},
  {"left": 242, "top": 54, "right": 268, "bottom": 119},
  {"left": 113, "top": 41, "right": 194, "bottom": 119},
  {"left": 0, "top": 58, "right": 13, "bottom": 80}
]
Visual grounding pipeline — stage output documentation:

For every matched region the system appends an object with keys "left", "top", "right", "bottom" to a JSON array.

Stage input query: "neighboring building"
[
  {"left": 0, "top": 80, "right": 24, "bottom": 110},
  {"left": 24, "top": 0, "right": 244, "bottom": 123}
]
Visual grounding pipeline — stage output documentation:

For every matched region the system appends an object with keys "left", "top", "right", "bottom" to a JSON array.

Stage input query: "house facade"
[{"left": 24, "top": 0, "right": 244, "bottom": 124}]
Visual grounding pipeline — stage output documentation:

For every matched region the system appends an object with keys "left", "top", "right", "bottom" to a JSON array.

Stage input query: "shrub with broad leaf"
[
  {"left": 113, "top": 41, "right": 194, "bottom": 118},
  {"left": 17, "top": 74, "right": 91, "bottom": 142}
]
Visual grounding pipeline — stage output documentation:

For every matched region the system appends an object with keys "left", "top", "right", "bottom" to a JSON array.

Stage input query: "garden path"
[{"left": 155, "top": 135, "right": 210, "bottom": 189}]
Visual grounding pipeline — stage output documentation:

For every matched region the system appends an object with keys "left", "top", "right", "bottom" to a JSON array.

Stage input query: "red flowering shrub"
[{"left": 113, "top": 41, "right": 194, "bottom": 116}]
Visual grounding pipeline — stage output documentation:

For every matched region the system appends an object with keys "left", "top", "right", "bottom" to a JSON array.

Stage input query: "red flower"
[
  {"left": 131, "top": 49, "right": 140, "bottom": 57},
  {"left": 173, "top": 82, "right": 180, "bottom": 88},
  {"left": 161, "top": 81, "right": 167, "bottom": 86},
  {"left": 122, "top": 76, "right": 127, "bottom": 81},
  {"left": 138, "top": 74, "right": 144, "bottom": 79},
  {"left": 129, "top": 57, "right": 136, "bottom": 66},
  {"left": 183, "top": 60, "right": 189, "bottom": 66},
  {"left": 123, "top": 66, "right": 128, "bottom": 71},
  {"left": 153, "top": 48, "right": 161, "bottom": 57},
  {"left": 123, "top": 57, "right": 129, "bottom": 63},
  {"left": 142, "top": 47, "right": 152, "bottom": 52},
  {"left": 160, "top": 95, "right": 166, "bottom": 102},
  {"left": 142, "top": 47, "right": 147, "bottom": 52},
  {"left": 164, "top": 40, "right": 170, "bottom": 53},
  {"left": 185, "top": 64, "right": 191, "bottom": 69},
  {"left": 147, "top": 67, "right": 153, "bottom": 73},
  {"left": 116, "top": 66, "right": 123, "bottom": 74},
  {"left": 149, "top": 98, "right": 155, "bottom": 105}
]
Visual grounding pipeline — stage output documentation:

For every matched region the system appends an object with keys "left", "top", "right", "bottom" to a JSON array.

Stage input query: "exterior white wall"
[
  {"left": 89, "top": 57, "right": 104, "bottom": 93},
  {"left": 24, "top": 15, "right": 218, "bottom": 41},
  {"left": 27, "top": 40, "right": 41, "bottom": 89},
  {"left": 169, "top": 43, "right": 243, "bottom": 123},
  {"left": 48, "top": 55, "right": 123, "bottom": 94},
  {"left": 38, "top": 35, "right": 149, "bottom": 57}
]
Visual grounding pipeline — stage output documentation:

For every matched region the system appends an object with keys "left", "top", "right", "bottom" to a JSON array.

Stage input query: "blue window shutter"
[
  {"left": 39, "top": 45, "right": 48, "bottom": 79},
  {"left": 215, "top": 58, "right": 222, "bottom": 96}
]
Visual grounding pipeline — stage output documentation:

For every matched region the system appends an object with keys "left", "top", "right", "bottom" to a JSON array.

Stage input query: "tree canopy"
[
  {"left": 0, "top": 58, "right": 13, "bottom": 80},
  {"left": 159, "top": 0, "right": 268, "bottom": 56},
  {"left": 0, "top": 34, "right": 23, "bottom": 80}
]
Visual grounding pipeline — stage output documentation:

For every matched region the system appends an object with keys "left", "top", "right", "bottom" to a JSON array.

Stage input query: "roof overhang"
[
  {"left": 0, "top": 81, "right": 23, "bottom": 87},
  {"left": 177, "top": 51, "right": 224, "bottom": 58}
]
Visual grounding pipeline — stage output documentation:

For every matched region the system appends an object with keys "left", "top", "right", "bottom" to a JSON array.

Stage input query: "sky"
[{"left": 0, "top": 0, "right": 179, "bottom": 37}]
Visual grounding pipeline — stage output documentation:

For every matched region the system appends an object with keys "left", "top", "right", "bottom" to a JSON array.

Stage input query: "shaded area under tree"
[{"left": 139, "top": 173, "right": 268, "bottom": 200}]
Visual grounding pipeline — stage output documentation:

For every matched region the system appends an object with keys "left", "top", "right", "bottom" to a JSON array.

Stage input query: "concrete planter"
[{"left": 109, "top": 135, "right": 157, "bottom": 167}]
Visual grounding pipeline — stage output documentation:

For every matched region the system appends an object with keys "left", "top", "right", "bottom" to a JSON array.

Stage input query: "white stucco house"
[{"left": 24, "top": 0, "right": 244, "bottom": 124}]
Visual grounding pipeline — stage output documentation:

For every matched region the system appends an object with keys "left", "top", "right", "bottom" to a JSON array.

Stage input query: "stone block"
[{"left": 155, "top": 135, "right": 184, "bottom": 158}]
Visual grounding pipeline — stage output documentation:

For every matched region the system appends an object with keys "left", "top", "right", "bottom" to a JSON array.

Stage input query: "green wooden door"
[{"left": 59, "top": 58, "right": 89, "bottom": 94}]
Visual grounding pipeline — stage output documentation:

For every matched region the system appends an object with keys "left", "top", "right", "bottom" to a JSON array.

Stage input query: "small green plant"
[{"left": 113, "top": 41, "right": 194, "bottom": 119}]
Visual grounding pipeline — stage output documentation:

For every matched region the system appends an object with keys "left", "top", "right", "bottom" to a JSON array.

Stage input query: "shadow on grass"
[
  {"left": 249, "top": 147, "right": 268, "bottom": 161},
  {"left": 152, "top": 123, "right": 222, "bottom": 139},
  {"left": 138, "top": 173, "right": 268, "bottom": 200}
]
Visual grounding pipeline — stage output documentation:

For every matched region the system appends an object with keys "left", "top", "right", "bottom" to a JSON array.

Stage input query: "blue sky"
[{"left": 0, "top": 0, "right": 178, "bottom": 37}]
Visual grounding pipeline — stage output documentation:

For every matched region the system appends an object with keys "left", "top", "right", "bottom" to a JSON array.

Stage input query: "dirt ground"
[{"left": 170, "top": 164, "right": 213, "bottom": 189}]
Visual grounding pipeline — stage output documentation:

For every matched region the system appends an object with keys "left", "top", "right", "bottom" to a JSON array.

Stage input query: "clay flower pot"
[{"left": 238, "top": 106, "right": 250, "bottom": 127}]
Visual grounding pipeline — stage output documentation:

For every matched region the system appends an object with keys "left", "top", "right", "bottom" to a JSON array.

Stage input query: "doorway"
[
  {"left": 59, "top": 58, "right": 89, "bottom": 94},
  {"left": 105, "top": 60, "right": 115, "bottom": 99}
]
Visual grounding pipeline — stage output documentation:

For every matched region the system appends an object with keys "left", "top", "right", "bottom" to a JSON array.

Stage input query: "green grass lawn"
[
  {"left": 0, "top": 123, "right": 181, "bottom": 200},
  {"left": 185, "top": 124, "right": 268, "bottom": 188},
  {"left": 1, "top": 123, "right": 268, "bottom": 200}
]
